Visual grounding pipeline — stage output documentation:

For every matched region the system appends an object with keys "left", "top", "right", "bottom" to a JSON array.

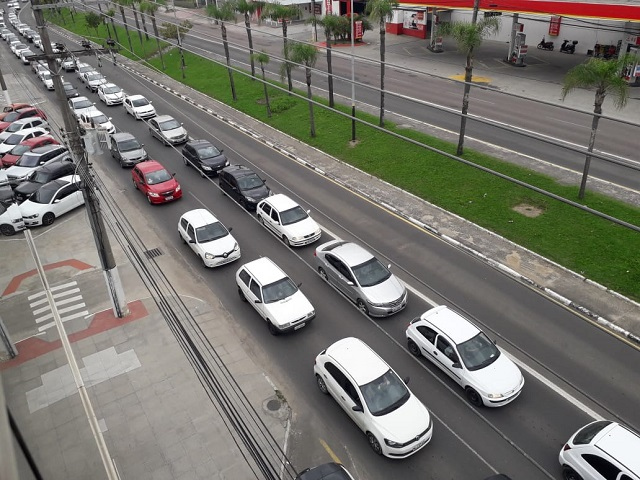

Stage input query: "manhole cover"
[
  {"left": 144, "top": 248, "right": 163, "bottom": 259},
  {"left": 266, "top": 399, "right": 281, "bottom": 411}
]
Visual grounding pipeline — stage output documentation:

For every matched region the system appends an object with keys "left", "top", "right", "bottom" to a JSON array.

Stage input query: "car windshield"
[
  {"left": 195, "top": 221, "right": 228, "bottom": 243},
  {"left": 91, "top": 114, "right": 109, "bottom": 124},
  {"left": 103, "top": 86, "right": 121, "bottom": 94},
  {"left": 31, "top": 181, "right": 59, "bottom": 204},
  {"left": 159, "top": 119, "right": 180, "bottom": 130},
  {"left": 118, "top": 139, "right": 141, "bottom": 152},
  {"left": 5, "top": 133, "right": 27, "bottom": 146},
  {"left": 73, "top": 100, "right": 92, "bottom": 109},
  {"left": 144, "top": 169, "right": 172, "bottom": 185},
  {"left": 16, "top": 152, "right": 41, "bottom": 167},
  {"left": 195, "top": 145, "right": 221, "bottom": 159},
  {"left": 0, "top": 203, "right": 7, "bottom": 216},
  {"left": 360, "top": 369, "right": 410, "bottom": 417},
  {"left": 280, "top": 206, "right": 308, "bottom": 226},
  {"left": 237, "top": 173, "right": 264, "bottom": 190},
  {"left": 42, "top": 72, "right": 51, "bottom": 80},
  {"left": 458, "top": 332, "right": 500, "bottom": 371},
  {"left": 63, "top": 84, "right": 74, "bottom": 91},
  {"left": 132, "top": 98, "right": 149, "bottom": 107},
  {"left": 262, "top": 277, "right": 298, "bottom": 304},
  {"left": 88, "top": 74, "right": 104, "bottom": 82},
  {"left": 9, "top": 144, "right": 30, "bottom": 155},
  {"left": 3, "top": 112, "right": 19, "bottom": 122},
  {"left": 31, "top": 169, "right": 53, "bottom": 184},
  {"left": 6, "top": 122, "right": 24, "bottom": 133},
  {"left": 351, "top": 257, "right": 391, "bottom": 288},
  {"left": 79, "top": 66, "right": 92, "bottom": 73}
]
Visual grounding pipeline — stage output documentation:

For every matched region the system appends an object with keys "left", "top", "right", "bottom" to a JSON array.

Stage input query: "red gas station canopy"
[{"left": 410, "top": 0, "right": 640, "bottom": 22}]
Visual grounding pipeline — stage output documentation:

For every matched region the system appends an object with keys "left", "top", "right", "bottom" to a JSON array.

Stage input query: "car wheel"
[
  {"left": 408, "top": 339, "right": 421, "bottom": 357},
  {"left": 242, "top": 200, "right": 250, "bottom": 211},
  {"left": 179, "top": 231, "right": 186, "bottom": 244},
  {"left": 318, "top": 267, "right": 328, "bottom": 282},
  {"left": 0, "top": 224, "right": 16, "bottom": 236},
  {"left": 200, "top": 255, "right": 207, "bottom": 267},
  {"left": 465, "top": 387, "right": 483, "bottom": 407},
  {"left": 562, "top": 467, "right": 583, "bottom": 480},
  {"left": 199, "top": 169, "right": 206, "bottom": 178},
  {"left": 42, "top": 212, "right": 55, "bottom": 226},
  {"left": 367, "top": 433, "right": 383, "bottom": 456},
  {"left": 133, "top": 179, "right": 138, "bottom": 189},
  {"left": 258, "top": 215, "right": 264, "bottom": 225},
  {"left": 316, "top": 375, "right": 328, "bottom": 395},
  {"left": 183, "top": 156, "right": 189, "bottom": 166},
  {"left": 282, "top": 235, "right": 291, "bottom": 247},
  {"left": 237, "top": 287, "right": 247, "bottom": 302},
  {"left": 356, "top": 299, "right": 369, "bottom": 316},
  {"left": 267, "top": 321, "right": 279, "bottom": 336}
]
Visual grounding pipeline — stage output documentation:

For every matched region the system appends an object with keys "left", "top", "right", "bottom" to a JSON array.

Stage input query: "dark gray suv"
[
  {"left": 109, "top": 132, "right": 148, "bottom": 168},
  {"left": 219, "top": 165, "right": 271, "bottom": 211},
  {"left": 182, "top": 139, "right": 228, "bottom": 177}
]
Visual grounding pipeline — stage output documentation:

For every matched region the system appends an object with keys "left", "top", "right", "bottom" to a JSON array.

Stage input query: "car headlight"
[
  {"left": 24, "top": 213, "right": 39, "bottom": 219},
  {"left": 292, "top": 236, "right": 302, "bottom": 242},
  {"left": 367, "top": 300, "right": 388, "bottom": 307},
  {"left": 202, "top": 165, "right": 212, "bottom": 170},
  {"left": 148, "top": 192, "right": 160, "bottom": 197},
  {"left": 175, "top": 185, "right": 181, "bottom": 192},
  {"left": 204, "top": 252, "right": 215, "bottom": 260},
  {"left": 12, "top": 218, "right": 22, "bottom": 223},
  {"left": 246, "top": 197, "right": 258, "bottom": 203},
  {"left": 384, "top": 439, "right": 402, "bottom": 447},
  {"left": 307, "top": 310, "right": 315, "bottom": 318},
  {"left": 232, "top": 242, "right": 239, "bottom": 252},
  {"left": 224, "top": 160, "right": 230, "bottom": 166},
  {"left": 487, "top": 393, "right": 504, "bottom": 399}
]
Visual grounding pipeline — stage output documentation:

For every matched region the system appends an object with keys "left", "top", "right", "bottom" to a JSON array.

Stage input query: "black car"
[
  {"left": 295, "top": 463, "right": 355, "bottom": 480},
  {"left": 219, "top": 164, "right": 271, "bottom": 211},
  {"left": 0, "top": 185, "right": 14, "bottom": 204},
  {"left": 13, "top": 159, "right": 76, "bottom": 203},
  {"left": 62, "top": 82, "right": 78, "bottom": 99},
  {"left": 182, "top": 139, "right": 228, "bottom": 177}
]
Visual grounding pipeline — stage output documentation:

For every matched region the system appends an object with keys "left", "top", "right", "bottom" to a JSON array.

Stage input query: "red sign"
[
  {"left": 325, "top": 0, "right": 332, "bottom": 14},
  {"left": 355, "top": 20, "right": 363, "bottom": 40},
  {"left": 519, "top": 45, "right": 528, "bottom": 54},
  {"left": 548, "top": 16, "right": 561, "bottom": 36}
]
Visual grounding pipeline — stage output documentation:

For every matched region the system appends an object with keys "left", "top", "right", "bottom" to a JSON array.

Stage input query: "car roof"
[
  {"left": 186, "top": 139, "right": 212, "bottom": 148},
  {"left": 223, "top": 164, "right": 256, "bottom": 178},
  {"left": 19, "top": 136, "right": 56, "bottom": 146},
  {"left": 37, "top": 159, "right": 74, "bottom": 174},
  {"left": 324, "top": 337, "right": 389, "bottom": 385},
  {"left": 112, "top": 132, "right": 135, "bottom": 141},
  {"left": 154, "top": 115, "right": 174, "bottom": 122},
  {"left": 28, "top": 144, "right": 66, "bottom": 155},
  {"left": 8, "top": 127, "right": 48, "bottom": 137},
  {"left": 420, "top": 305, "right": 480, "bottom": 344},
  {"left": 136, "top": 160, "right": 164, "bottom": 173},
  {"left": 241, "top": 257, "right": 286, "bottom": 285},
  {"left": 595, "top": 423, "right": 640, "bottom": 475},
  {"left": 296, "top": 463, "right": 353, "bottom": 480},
  {"left": 126, "top": 94, "right": 146, "bottom": 100},
  {"left": 264, "top": 193, "right": 298, "bottom": 212},
  {"left": 324, "top": 241, "right": 373, "bottom": 267},
  {"left": 180, "top": 208, "right": 218, "bottom": 228},
  {"left": 10, "top": 117, "right": 45, "bottom": 125},
  {"left": 70, "top": 96, "right": 90, "bottom": 104}
]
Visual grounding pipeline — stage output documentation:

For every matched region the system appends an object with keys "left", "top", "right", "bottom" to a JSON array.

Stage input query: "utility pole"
[
  {"left": 31, "top": 0, "right": 129, "bottom": 319},
  {"left": 0, "top": 54, "right": 11, "bottom": 105}
]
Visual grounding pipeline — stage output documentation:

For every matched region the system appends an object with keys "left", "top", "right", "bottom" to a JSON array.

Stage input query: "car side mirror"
[
  {"left": 53, "top": 199, "right": 60, "bottom": 203},
  {"left": 254, "top": 299, "right": 262, "bottom": 304},
  {"left": 141, "top": 144, "right": 144, "bottom": 147},
  {"left": 388, "top": 264, "right": 392, "bottom": 269},
  {"left": 352, "top": 405, "right": 363, "bottom": 413},
  {"left": 307, "top": 209, "right": 311, "bottom": 214},
  {"left": 452, "top": 362, "right": 462, "bottom": 369},
  {"left": 172, "top": 173, "right": 176, "bottom": 177},
  {"left": 297, "top": 282, "right": 302, "bottom": 288},
  {"left": 108, "top": 117, "right": 112, "bottom": 121},
  {"left": 403, "top": 376, "right": 410, "bottom": 385},
  {"left": 346, "top": 280, "right": 354, "bottom": 286},
  {"left": 228, "top": 227, "right": 233, "bottom": 232},
  {"left": 188, "top": 239, "right": 195, "bottom": 244},
  {"left": 180, "top": 122, "right": 183, "bottom": 126}
]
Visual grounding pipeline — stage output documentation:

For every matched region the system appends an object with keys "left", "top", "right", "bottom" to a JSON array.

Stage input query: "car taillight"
[{"left": 562, "top": 444, "right": 571, "bottom": 451}]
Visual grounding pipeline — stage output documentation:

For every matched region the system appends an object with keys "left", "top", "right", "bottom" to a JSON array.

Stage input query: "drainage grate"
[{"left": 144, "top": 248, "right": 163, "bottom": 259}]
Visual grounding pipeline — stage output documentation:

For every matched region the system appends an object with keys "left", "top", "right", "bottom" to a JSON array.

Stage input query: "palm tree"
[
  {"left": 130, "top": 0, "right": 144, "bottom": 45},
  {"left": 439, "top": 15, "right": 500, "bottom": 155},
  {"left": 289, "top": 42, "right": 319, "bottom": 137},
  {"left": 308, "top": 14, "right": 340, "bottom": 108},
  {"left": 252, "top": 51, "right": 272, "bottom": 117},
  {"left": 261, "top": 4, "right": 301, "bottom": 93},
  {"left": 113, "top": 0, "right": 134, "bottom": 54},
  {"left": 159, "top": 20, "right": 193, "bottom": 78},
  {"left": 207, "top": 2, "right": 238, "bottom": 101},
  {"left": 561, "top": 54, "right": 633, "bottom": 200},
  {"left": 236, "top": 0, "right": 258, "bottom": 78},
  {"left": 136, "top": 0, "right": 150, "bottom": 40},
  {"left": 104, "top": 8, "right": 120, "bottom": 44},
  {"left": 365, "top": 0, "right": 398, "bottom": 127},
  {"left": 140, "top": 1, "right": 163, "bottom": 68}
]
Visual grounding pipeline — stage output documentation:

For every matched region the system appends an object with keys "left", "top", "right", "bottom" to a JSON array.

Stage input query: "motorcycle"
[
  {"left": 560, "top": 40, "right": 578, "bottom": 54},
  {"left": 537, "top": 37, "right": 554, "bottom": 51}
]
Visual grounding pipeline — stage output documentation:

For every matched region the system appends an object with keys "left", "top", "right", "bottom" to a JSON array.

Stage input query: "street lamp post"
[{"left": 350, "top": 0, "right": 356, "bottom": 142}]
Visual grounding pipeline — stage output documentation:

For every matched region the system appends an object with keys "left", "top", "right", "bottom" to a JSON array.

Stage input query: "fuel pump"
[{"left": 511, "top": 32, "right": 527, "bottom": 66}]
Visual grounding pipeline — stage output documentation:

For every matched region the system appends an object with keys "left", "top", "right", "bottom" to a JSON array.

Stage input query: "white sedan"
[
  {"left": 256, "top": 194, "right": 321, "bottom": 247},
  {"left": 178, "top": 208, "right": 240, "bottom": 268},
  {"left": 20, "top": 175, "right": 85, "bottom": 227},
  {"left": 84, "top": 72, "right": 107, "bottom": 92},
  {"left": 123, "top": 94, "right": 156, "bottom": 120},
  {"left": 97, "top": 83, "right": 125, "bottom": 105},
  {"left": 406, "top": 305, "right": 524, "bottom": 407},
  {"left": 79, "top": 110, "right": 115, "bottom": 134},
  {"left": 40, "top": 71, "right": 54, "bottom": 90}
]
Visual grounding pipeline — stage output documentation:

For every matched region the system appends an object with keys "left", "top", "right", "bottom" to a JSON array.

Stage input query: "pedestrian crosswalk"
[{"left": 28, "top": 281, "right": 90, "bottom": 332}]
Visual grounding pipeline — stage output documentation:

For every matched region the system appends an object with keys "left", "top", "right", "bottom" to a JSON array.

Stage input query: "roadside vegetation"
[{"left": 47, "top": 11, "right": 640, "bottom": 301}]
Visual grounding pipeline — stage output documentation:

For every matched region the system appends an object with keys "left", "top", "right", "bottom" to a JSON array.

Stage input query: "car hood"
[
  {"left": 201, "top": 154, "right": 227, "bottom": 168},
  {"left": 162, "top": 126, "right": 187, "bottom": 139},
  {"left": 361, "top": 275, "right": 406, "bottom": 304},
  {"left": 241, "top": 184, "right": 270, "bottom": 200},
  {"left": 14, "top": 180, "right": 41, "bottom": 196},
  {"left": 1, "top": 154, "right": 20, "bottom": 167},
  {"left": 19, "top": 199, "right": 45, "bottom": 215},
  {"left": 371, "top": 394, "right": 431, "bottom": 443},
  {"left": 0, "top": 143, "right": 22, "bottom": 154},
  {"left": 0, "top": 121, "right": 12, "bottom": 132},
  {"left": 104, "top": 92, "right": 123, "bottom": 101},
  {"left": 0, "top": 131, "right": 13, "bottom": 142},
  {"left": 264, "top": 290, "right": 314, "bottom": 326},
  {"left": 147, "top": 178, "right": 179, "bottom": 194},
  {"left": 283, "top": 217, "right": 320, "bottom": 237},
  {"left": 0, "top": 169, "right": 8, "bottom": 186},
  {"left": 467, "top": 353, "right": 523, "bottom": 395},
  {"left": 199, "top": 233, "right": 237, "bottom": 257},
  {"left": 0, "top": 202, "right": 22, "bottom": 222},
  {"left": 120, "top": 147, "right": 146, "bottom": 160},
  {"left": 133, "top": 104, "right": 155, "bottom": 114},
  {"left": 5, "top": 166, "right": 35, "bottom": 178}
]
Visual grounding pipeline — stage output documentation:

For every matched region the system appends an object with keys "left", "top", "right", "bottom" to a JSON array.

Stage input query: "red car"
[
  {"left": 0, "top": 108, "right": 48, "bottom": 132},
  {"left": 1, "top": 136, "right": 60, "bottom": 168},
  {"left": 132, "top": 160, "right": 182, "bottom": 204},
  {"left": 0, "top": 103, "right": 33, "bottom": 121}
]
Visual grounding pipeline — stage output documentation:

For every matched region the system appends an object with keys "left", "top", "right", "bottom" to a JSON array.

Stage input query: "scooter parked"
[
  {"left": 560, "top": 40, "right": 578, "bottom": 54},
  {"left": 537, "top": 37, "right": 554, "bottom": 51}
]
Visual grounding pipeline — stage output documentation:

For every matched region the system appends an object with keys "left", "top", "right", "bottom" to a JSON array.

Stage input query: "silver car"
[
  {"left": 314, "top": 240, "right": 408, "bottom": 317},
  {"left": 148, "top": 115, "right": 188, "bottom": 145}
]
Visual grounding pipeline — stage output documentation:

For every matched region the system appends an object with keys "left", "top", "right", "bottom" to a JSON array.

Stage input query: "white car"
[
  {"left": 0, "top": 202, "right": 25, "bottom": 236},
  {"left": 84, "top": 72, "right": 107, "bottom": 92},
  {"left": 406, "top": 305, "right": 524, "bottom": 407},
  {"left": 0, "top": 117, "right": 49, "bottom": 143},
  {"left": 33, "top": 35, "right": 42, "bottom": 49},
  {"left": 178, "top": 208, "right": 241, "bottom": 268},
  {"left": 236, "top": 257, "right": 315, "bottom": 335},
  {"left": 79, "top": 109, "right": 115, "bottom": 134},
  {"left": 13, "top": 44, "right": 29, "bottom": 58},
  {"left": 123, "top": 94, "right": 156, "bottom": 120},
  {"left": 68, "top": 96, "right": 96, "bottom": 120},
  {"left": 97, "top": 83, "right": 125, "bottom": 105},
  {"left": 39, "top": 71, "right": 55, "bottom": 90},
  {"left": 75, "top": 63, "right": 94, "bottom": 82},
  {"left": 20, "top": 48, "right": 34, "bottom": 64},
  {"left": 256, "top": 194, "right": 321, "bottom": 247},
  {"left": 314, "top": 337, "right": 433, "bottom": 458},
  {"left": 20, "top": 175, "right": 84, "bottom": 227},
  {"left": 0, "top": 127, "right": 49, "bottom": 155}
]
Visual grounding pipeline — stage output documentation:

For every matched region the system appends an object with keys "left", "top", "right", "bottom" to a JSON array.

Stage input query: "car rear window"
[{"left": 574, "top": 421, "right": 612, "bottom": 445}]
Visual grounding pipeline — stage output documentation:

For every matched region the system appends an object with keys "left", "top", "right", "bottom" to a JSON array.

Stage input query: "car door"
[
  {"left": 51, "top": 184, "right": 73, "bottom": 216},
  {"left": 185, "top": 223, "right": 199, "bottom": 256},
  {"left": 267, "top": 206, "right": 283, "bottom": 237},
  {"left": 183, "top": 145, "right": 196, "bottom": 167},
  {"left": 322, "top": 362, "right": 367, "bottom": 432},
  {"left": 132, "top": 166, "right": 146, "bottom": 193},
  {"left": 227, "top": 175, "right": 241, "bottom": 203},
  {"left": 124, "top": 98, "right": 131, "bottom": 115},
  {"left": 323, "top": 254, "right": 356, "bottom": 301},
  {"left": 433, "top": 334, "right": 463, "bottom": 383},
  {"left": 149, "top": 119, "right": 159, "bottom": 140},
  {"left": 247, "top": 277, "right": 267, "bottom": 320}
]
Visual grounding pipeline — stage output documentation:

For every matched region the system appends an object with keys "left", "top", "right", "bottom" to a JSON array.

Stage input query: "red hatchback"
[
  {"left": 0, "top": 108, "right": 48, "bottom": 132},
  {"left": 0, "top": 103, "right": 33, "bottom": 121},
  {"left": 132, "top": 160, "right": 182, "bottom": 204},
  {"left": 1, "top": 136, "right": 60, "bottom": 168}
]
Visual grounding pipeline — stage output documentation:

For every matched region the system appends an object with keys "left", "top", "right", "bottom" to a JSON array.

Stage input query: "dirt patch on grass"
[{"left": 513, "top": 203, "right": 544, "bottom": 217}]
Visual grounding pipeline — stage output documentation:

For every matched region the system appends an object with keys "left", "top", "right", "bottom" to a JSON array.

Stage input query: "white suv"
[
  {"left": 559, "top": 420, "right": 640, "bottom": 480},
  {"left": 178, "top": 208, "right": 240, "bottom": 268},
  {"left": 314, "top": 337, "right": 433, "bottom": 459},
  {"left": 236, "top": 257, "right": 315, "bottom": 335}
]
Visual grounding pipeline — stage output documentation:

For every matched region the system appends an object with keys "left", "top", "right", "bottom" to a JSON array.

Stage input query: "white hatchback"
[
  {"left": 406, "top": 305, "right": 524, "bottom": 407},
  {"left": 0, "top": 202, "right": 25, "bottom": 236},
  {"left": 98, "top": 83, "right": 125, "bottom": 105},
  {"left": 236, "top": 257, "right": 315, "bottom": 335},
  {"left": 123, "top": 94, "right": 156, "bottom": 120},
  {"left": 314, "top": 337, "right": 433, "bottom": 458},
  {"left": 20, "top": 175, "right": 85, "bottom": 227},
  {"left": 178, "top": 208, "right": 240, "bottom": 268},
  {"left": 256, "top": 193, "right": 321, "bottom": 247}
]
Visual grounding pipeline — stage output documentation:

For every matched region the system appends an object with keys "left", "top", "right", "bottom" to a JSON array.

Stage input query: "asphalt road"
[{"left": 5, "top": 19, "right": 640, "bottom": 480}]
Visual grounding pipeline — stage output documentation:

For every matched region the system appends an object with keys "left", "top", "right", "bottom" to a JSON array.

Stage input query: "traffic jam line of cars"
[{"left": 2, "top": 17, "right": 639, "bottom": 480}]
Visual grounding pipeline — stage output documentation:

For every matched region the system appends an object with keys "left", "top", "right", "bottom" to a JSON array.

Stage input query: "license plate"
[
  {"left": 165, "top": 196, "right": 173, "bottom": 201},
  {"left": 294, "top": 323, "right": 306, "bottom": 330}
]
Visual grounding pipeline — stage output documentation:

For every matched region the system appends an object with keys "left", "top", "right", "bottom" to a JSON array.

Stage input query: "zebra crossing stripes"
[{"left": 28, "top": 281, "right": 90, "bottom": 333}]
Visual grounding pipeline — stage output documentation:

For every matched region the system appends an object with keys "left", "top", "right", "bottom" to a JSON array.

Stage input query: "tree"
[
  {"left": 307, "top": 14, "right": 340, "bottom": 107},
  {"left": 85, "top": 11, "right": 102, "bottom": 36},
  {"left": 104, "top": 9, "right": 119, "bottom": 44},
  {"left": 252, "top": 51, "right": 272, "bottom": 118},
  {"left": 113, "top": 0, "right": 134, "bottom": 54},
  {"left": 136, "top": 0, "right": 150, "bottom": 40},
  {"left": 439, "top": 13, "right": 500, "bottom": 155},
  {"left": 561, "top": 54, "right": 633, "bottom": 199},
  {"left": 365, "top": 0, "right": 398, "bottom": 127},
  {"left": 289, "top": 42, "right": 319, "bottom": 137},
  {"left": 261, "top": 4, "right": 301, "bottom": 93},
  {"left": 159, "top": 20, "right": 193, "bottom": 78},
  {"left": 129, "top": 0, "right": 144, "bottom": 45},
  {"left": 207, "top": 2, "right": 238, "bottom": 101},
  {"left": 236, "top": 0, "right": 259, "bottom": 78},
  {"left": 140, "top": 1, "right": 163, "bottom": 68}
]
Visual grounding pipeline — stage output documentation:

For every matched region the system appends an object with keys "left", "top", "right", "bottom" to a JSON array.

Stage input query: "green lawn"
[{"left": 49, "top": 12, "right": 640, "bottom": 301}]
